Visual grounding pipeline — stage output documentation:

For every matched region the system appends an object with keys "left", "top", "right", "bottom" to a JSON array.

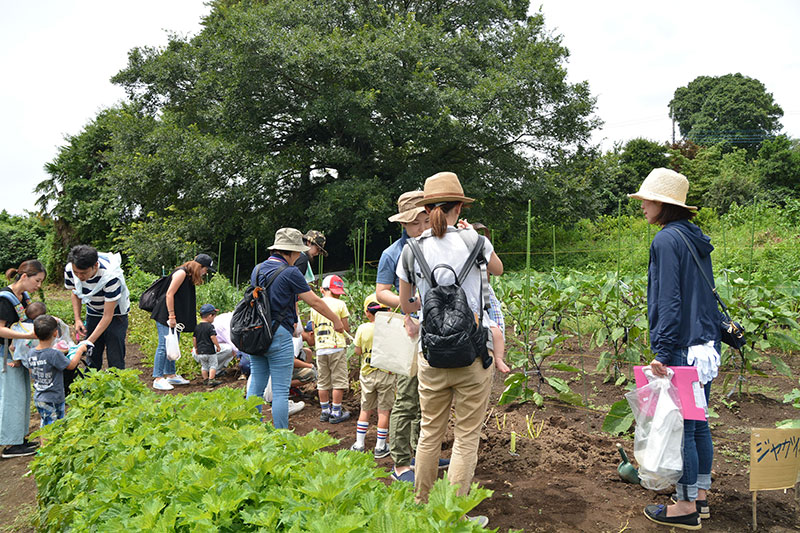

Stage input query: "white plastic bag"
[
  {"left": 165, "top": 326, "right": 182, "bottom": 361},
  {"left": 371, "top": 311, "right": 418, "bottom": 376},
  {"left": 625, "top": 367, "right": 684, "bottom": 490}
]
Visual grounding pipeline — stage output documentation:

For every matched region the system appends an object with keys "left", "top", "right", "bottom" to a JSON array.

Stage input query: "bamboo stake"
[
  {"left": 217, "top": 242, "right": 222, "bottom": 274},
  {"left": 748, "top": 199, "right": 757, "bottom": 286},
  {"left": 363, "top": 219, "right": 368, "bottom": 284},
  {"left": 254, "top": 238, "right": 258, "bottom": 266},
  {"left": 751, "top": 491, "right": 757, "bottom": 531},
  {"left": 233, "top": 242, "right": 238, "bottom": 283}
]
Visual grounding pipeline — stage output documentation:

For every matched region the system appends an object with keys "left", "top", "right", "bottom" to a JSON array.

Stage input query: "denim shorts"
[{"left": 35, "top": 401, "right": 65, "bottom": 427}]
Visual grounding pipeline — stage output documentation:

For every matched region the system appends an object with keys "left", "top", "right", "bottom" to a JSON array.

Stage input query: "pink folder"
[{"left": 634, "top": 366, "right": 706, "bottom": 421}]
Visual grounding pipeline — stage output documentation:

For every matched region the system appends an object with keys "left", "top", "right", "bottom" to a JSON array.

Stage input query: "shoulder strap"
[
  {"left": 263, "top": 264, "right": 289, "bottom": 290},
  {"left": 670, "top": 226, "right": 731, "bottom": 318},
  {"left": 407, "top": 238, "right": 435, "bottom": 286},
  {"left": 0, "top": 290, "right": 21, "bottom": 306}
]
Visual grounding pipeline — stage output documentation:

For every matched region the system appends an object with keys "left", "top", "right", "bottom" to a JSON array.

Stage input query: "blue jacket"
[{"left": 648, "top": 220, "right": 721, "bottom": 364}]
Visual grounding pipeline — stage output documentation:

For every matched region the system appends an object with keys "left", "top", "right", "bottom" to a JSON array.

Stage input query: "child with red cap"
[{"left": 310, "top": 275, "right": 351, "bottom": 423}]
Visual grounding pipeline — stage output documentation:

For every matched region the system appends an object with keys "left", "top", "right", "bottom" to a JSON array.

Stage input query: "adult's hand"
[
  {"left": 332, "top": 317, "right": 345, "bottom": 333},
  {"left": 649, "top": 359, "right": 669, "bottom": 377},
  {"left": 404, "top": 315, "right": 419, "bottom": 338},
  {"left": 74, "top": 322, "right": 87, "bottom": 338},
  {"left": 168, "top": 316, "right": 177, "bottom": 329}
]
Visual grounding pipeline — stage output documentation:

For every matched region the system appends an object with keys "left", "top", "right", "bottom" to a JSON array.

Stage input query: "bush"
[
  {"left": 196, "top": 273, "right": 244, "bottom": 313},
  {"left": 32, "top": 370, "right": 491, "bottom": 532}
]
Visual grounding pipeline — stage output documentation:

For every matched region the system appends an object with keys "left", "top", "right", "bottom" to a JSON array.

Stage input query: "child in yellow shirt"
[
  {"left": 350, "top": 294, "right": 396, "bottom": 458},
  {"left": 310, "top": 275, "right": 351, "bottom": 423}
]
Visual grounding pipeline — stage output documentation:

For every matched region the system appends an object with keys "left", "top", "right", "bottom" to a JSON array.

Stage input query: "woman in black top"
[
  {"left": 151, "top": 254, "right": 214, "bottom": 391},
  {"left": 1, "top": 260, "right": 45, "bottom": 457}
]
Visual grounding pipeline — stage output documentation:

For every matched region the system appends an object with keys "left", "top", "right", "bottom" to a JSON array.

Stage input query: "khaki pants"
[
  {"left": 414, "top": 350, "right": 493, "bottom": 503},
  {"left": 389, "top": 371, "right": 421, "bottom": 467}
]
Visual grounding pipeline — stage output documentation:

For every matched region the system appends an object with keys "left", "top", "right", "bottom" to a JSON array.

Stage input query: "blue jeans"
[
  {"left": 664, "top": 346, "right": 715, "bottom": 501},
  {"left": 246, "top": 325, "right": 294, "bottom": 429},
  {"left": 153, "top": 321, "right": 177, "bottom": 378}
]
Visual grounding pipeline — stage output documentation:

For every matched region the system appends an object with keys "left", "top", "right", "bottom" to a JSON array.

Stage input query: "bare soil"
[{"left": 2, "top": 340, "right": 799, "bottom": 532}]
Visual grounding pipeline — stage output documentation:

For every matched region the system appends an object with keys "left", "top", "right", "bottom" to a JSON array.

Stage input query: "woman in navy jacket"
[{"left": 630, "top": 168, "right": 720, "bottom": 530}]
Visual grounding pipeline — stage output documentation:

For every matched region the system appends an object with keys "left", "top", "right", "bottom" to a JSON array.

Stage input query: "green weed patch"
[{"left": 31, "top": 370, "right": 491, "bottom": 531}]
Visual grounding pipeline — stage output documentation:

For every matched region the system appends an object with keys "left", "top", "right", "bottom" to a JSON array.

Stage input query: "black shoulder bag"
[{"left": 671, "top": 227, "right": 747, "bottom": 350}]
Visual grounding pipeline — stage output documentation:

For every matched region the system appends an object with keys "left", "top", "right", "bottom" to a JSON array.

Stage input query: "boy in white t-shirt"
[{"left": 310, "top": 275, "right": 351, "bottom": 423}]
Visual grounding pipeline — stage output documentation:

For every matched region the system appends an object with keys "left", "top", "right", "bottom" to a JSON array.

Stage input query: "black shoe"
[
  {"left": 320, "top": 411, "right": 331, "bottom": 422},
  {"left": 205, "top": 379, "right": 221, "bottom": 387},
  {"left": 2, "top": 442, "right": 38, "bottom": 458},
  {"left": 644, "top": 505, "right": 701, "bottom": 530},
  {"left": 670, "top": 497, "right": 710, "bottom": 519},
  {"left": 328, "top": 410, "right": 351, "bottom": 424}
]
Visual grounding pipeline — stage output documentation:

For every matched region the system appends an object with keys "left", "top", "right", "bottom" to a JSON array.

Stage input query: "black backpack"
[
  {"left": 405, "top": 232, "right": 492, "bottom": 369},
  {"left": 230, "top": 264, "right": 288, "bottom": 356},
  {"left": 138, "top": 275, "right": 171, "bottom": 312}
]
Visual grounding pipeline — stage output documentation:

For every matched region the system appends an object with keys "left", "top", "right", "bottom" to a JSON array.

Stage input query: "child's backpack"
[
  {"left": 404, "top": 231, "right": 493, "bottom": 369},
  {"left": 138, "top": 275, "right": 171, "bottom": 312},
  {"left": 230, "top": 263, "right": 288, "bottom": 356}
]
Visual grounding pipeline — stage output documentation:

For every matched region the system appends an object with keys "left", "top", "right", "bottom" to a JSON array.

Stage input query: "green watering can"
[{"left": 616, "top": 443, "right": 640, "bottom": 484}]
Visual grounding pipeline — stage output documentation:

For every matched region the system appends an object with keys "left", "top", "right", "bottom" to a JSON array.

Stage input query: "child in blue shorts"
[{"left": 26, "top": 315, "right": 88, "bottom": 427}]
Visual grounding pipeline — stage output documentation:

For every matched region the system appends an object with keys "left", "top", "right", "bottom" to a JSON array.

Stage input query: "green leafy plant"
[{"left": 32, "top": 369, "right": 492, "bottom": 532}]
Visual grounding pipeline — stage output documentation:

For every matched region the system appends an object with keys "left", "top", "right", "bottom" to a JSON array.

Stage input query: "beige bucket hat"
[
  {"left": 628, "top": 168, "right": 697, "bottom": 211},
  {"left": 268, "top": 228, "right": 310, "bottom": 252},
  {"left": 388, "top": 190, "right": 426, "bottom": 223},
  {"left": 416, "top": 172, "right": 475, "bottom": 207}
]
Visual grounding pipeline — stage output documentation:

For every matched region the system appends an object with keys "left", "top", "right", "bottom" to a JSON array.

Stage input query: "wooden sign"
[{"left": 749, "top": 428, "right": 800, "bottom": 491}]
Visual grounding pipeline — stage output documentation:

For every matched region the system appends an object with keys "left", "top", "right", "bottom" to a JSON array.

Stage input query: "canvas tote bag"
[{"left": 371, "top": 311, "right": 418, "bottom": 377}]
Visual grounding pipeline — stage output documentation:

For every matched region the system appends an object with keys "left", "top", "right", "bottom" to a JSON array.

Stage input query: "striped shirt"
[{"left": 64, "top": 260, "right": 129, "bottom": 316}]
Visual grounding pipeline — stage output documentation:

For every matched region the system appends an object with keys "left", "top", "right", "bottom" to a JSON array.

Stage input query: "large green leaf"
[{"left": 602, "top": 399, "right": 634, "bottom": 435}]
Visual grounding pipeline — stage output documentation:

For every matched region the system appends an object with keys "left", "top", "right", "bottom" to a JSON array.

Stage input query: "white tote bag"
[
  {"left": 165, "top": 326, "right": 182, "bottom": 361},
  {"left": 371, "top": 311, "right": 418, "bottom": 377}
]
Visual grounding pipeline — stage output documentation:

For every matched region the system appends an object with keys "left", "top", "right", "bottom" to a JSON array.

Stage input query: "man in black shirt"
[{"left": 292, "top": 230, "right": 328, "bottom": 284}]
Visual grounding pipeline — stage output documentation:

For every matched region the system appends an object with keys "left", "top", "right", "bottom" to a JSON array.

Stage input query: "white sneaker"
[
  {"left": 288, "top": 400, "right": 305, "bottom": 416},
  {"left": 167, "top": 374, "right": 190, "bottom": 385},
  {"left": 153, "top": 378, "right": 174, "bottom": 391}
]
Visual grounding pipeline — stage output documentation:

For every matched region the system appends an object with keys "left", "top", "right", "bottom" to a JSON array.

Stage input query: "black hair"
[
  {"left": 655, "top": 203, "right": 696, "bottom": 226},
  {"left": 33, "top": 315, "right": 58, "bottom": 341},
  {"left": 26, "top": 301, "right": 47, "bottom": 320},
  {"left": 68, "top": 245, "right": 99, "bottom": 270},
  {"left": 5, "top": 260, "right": 46, "bottom": 282}
]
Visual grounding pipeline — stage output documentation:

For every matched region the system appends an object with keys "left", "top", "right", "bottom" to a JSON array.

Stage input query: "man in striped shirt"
[{"left": 64, "top": 245, "right": 130, "bottom": 370}]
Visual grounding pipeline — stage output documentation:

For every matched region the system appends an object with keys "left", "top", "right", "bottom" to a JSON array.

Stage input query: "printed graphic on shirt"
[{"left": 310, "top": 297, "right": 349, "bottom": 351}]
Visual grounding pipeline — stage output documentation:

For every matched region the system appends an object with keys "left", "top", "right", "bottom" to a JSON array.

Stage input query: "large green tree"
[
  {"left": 108, "top": 0, "right": 597, "bottom": 250},
  {"left": 669, "top": 73, "right": 783, "bottom": 149}
]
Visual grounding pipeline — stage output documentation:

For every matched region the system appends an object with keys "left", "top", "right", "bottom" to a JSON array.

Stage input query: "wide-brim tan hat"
[
  {"left": 268, "top": 228, "right": 310, "bottom": 252},
  {"left": 416, "top": 172, "right": 475, "bottom": 207},
  {"left": 628, "top": 168, "right": 697, "bottom": 211},
  {"left": 388, "top": 190, "right": 426, "bottom": 223}
]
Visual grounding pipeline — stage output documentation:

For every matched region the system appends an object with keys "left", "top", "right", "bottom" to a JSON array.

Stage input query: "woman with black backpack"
[
  {"left": 396, "top": 172, "right": 503, "bottom": 524},
  {"left": 247, "top": 228, "right": 344, "bottom": 429},
  {"left": 151, "top": 254, "right": 215, "bottom": 391}
]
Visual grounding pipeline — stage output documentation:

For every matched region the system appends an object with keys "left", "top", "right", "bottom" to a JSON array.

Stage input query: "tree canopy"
[
  {"left": 669, "top": 73, "right": 783, "bottom": 148},
  {"left": 37, "top": 0, "right": 599, "bottom": 272}
]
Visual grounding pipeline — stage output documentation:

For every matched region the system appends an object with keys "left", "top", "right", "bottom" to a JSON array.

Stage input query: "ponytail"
[
  {"left": 6, "top": 260, "right": 46, "bottom": 282},
  {"left": 426, "top": 201, "right": 460, "bottom": 238}
]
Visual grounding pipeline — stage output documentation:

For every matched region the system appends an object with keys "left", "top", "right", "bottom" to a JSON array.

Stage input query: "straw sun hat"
[
  {"left": 388, "top": 191, "right": 426, "bottom": 223},
  {"left": 628, "top": 168, "right": 697, "bottom": 211},
  {"left": 416, "top": 172, "right": 475, "bottom": 207},
  {"left": 268, "top": 228, "right": 310, "bottom": 252}
]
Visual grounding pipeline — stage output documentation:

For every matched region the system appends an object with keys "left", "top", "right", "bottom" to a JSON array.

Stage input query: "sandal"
[{"left": 643, "top": 504, "right": 701, "bottom": 530}]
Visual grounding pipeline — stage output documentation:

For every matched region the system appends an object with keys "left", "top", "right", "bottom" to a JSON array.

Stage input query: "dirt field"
[{"left": 2, "top": 339, "right": 799, "bottom": 532}]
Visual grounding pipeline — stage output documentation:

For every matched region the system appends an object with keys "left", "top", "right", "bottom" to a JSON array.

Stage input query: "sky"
[{"left": 1, "top": 0, "right": 799, "bottom": 216}]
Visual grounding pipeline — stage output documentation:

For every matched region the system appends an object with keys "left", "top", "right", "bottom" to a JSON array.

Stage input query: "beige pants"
[{"left": 414, "top": 350, "right": 494, "bottom": 503}]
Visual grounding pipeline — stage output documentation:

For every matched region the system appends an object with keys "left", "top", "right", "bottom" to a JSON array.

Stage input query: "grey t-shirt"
[{"left": 28, "top": 347, "right": 70, "bottom": 404}]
